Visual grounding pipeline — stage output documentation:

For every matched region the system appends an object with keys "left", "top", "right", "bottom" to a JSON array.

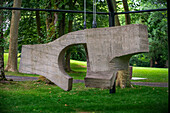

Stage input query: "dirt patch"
[{"left": 5, "top": 75, "right": 38, "bottom": 81}]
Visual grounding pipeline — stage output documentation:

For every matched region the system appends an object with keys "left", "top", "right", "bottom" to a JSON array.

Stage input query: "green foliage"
[
  {"left": 1, "top": 1, "right": 13, "bottom": 51},
  {"left": 70, "top": 45, "right": 87, "bottom": 61},
  {"left": 147, "top": 11, "right": 168, "bottom": 67},
  {"left": 128, "top": 0, "right": 168, "bottom": 67},
  {"left": 130, "top": 53, "right": 150, "bottom": 67}
]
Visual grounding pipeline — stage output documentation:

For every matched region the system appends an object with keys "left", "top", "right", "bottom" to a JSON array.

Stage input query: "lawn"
[
  {"left": 0, "top": 81, "right": 168, "bottom": 113},
  {"left": 1, "top": 53, "right": 169, "bottom": 112},
  {"left": 132, "top": 67, "right": 168, "bottom": 82}
]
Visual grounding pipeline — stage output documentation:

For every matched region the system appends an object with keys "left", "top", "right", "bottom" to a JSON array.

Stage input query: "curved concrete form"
[{"left": 19, "top": 24, "right": 149, "bottom": 91}]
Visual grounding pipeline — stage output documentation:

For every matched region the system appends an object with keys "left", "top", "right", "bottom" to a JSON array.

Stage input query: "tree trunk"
[
  {"left": 45, "top": 1, "right": 58, "bottom": 41},
  {"left": 68, "top": 18, "right": 73, "bottom": 33},
  {"left": 0, "top": 0, "right": 6, "bottom": 80},
  {"left": 116, "top": 70, "right": 131, "bottom": 88},
  {"left": 65, "top": 51, "right": 71, "bottom": 72},
  {"left": 122, "top": 0, "right": 131, "bottom": 24},
  {"left": 36, "top": 0, "right": 43, "bottom": 43},
  {"left": 58, "top": 13, "right": 65, "bottom": 37},
  {"left": 150, "top": 58, "right": 153, "bottom": 67},
  {"left": 5, "top": 0, "right": 22, "bottom": 72},
  {"left": 68, "top": 0, "right": 74, "bottom": 32},
  {"left": 36, "top": 11, "right": 44, "bottom": 43},
  {"left": 113, "top": 0, "right": 121, "bottom": 26}
]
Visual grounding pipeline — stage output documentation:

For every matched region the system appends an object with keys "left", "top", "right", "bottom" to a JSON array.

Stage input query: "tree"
[
  {"left": 0, "top": 0, "right": 6, "bottom": 80},
  {"left": 113, "top": 0, "right": 120, "bottom": 26},
  {"left": 122, "top": 0, "right": 131, "bottom": 24},
  {"left": 36, "top": 0, "right": 43, "bottom": 43},
  {"left": 5, "top": 0, "right": 22, "bottom": 72},
  {"left": 128, "top": 0, "right": 167, "bottom": 67},
  {"left": 147, "top": 11, "right": 168, "bottom": 67}
]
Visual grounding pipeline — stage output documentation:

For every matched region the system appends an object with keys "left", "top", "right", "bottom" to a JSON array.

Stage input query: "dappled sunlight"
[
  {"left": 70, "top": 60, "right": 87, "bottom": 73},
  {"left": 67, "top": 60, "right": 87, "bottom": 80}
]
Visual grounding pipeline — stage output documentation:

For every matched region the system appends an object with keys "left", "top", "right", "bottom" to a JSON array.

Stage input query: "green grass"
[
  {"left": 0, "top": 81, "right": 168, "bottom": 113},
  {"left": 68, "top": 60, "right": 87, "bottom": 80},
  {"left": 132, "top": 67, "right": 168, "bottom": 82},
  {"left": 1, "top": 53, "right": 168, "bottom": 112}
]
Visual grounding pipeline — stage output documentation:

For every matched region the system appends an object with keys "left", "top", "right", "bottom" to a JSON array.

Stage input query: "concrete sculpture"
[{"left": 19, "top": 24, "right": 149, "bottom": 91}]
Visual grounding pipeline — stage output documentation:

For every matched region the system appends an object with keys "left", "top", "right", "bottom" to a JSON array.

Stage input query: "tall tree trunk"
[
  {"left": 5, "top": 0, "right": 22, "bottom": 72},
  {"left": 36, "top": 0, "right": 43, "bottom": 43},
  {"left": 68, "top": 0, "right": 75, "bottom": 32},
  {"left": 0, "top": 0, "right": 6, "bottom": 80},
  {"left": 36, "top": 11, "right": 42, "bottom": 37},
  {"left": 45, "top": 0, "right": 59, "bottom": 41},
  {"left": 65, "top": 51, "right": 71, "bottom": 72},
  {"left": 68, "top": 18, "right": 73, "bottom": 33},
  {"left": 122, "top": 0, "right": 131, "bottom": 24},
  {"left": 113, "top": 0, "right": 120, "bottom": 26},
  {"left": 58, "top": 13, "right": 65, "bottom": 37}
]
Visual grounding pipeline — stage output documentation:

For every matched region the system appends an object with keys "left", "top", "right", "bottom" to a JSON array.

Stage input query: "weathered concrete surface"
[{"left": 19, "top": 24, "right": 149, "bottom": 91}]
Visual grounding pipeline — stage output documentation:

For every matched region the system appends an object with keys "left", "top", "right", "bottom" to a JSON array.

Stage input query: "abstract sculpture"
[{"left": 19, "top": 24, "right": 149, "bottom": 91}]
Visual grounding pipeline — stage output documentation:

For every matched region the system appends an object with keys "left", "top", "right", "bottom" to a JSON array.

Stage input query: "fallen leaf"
[{"left": 65, "top": 104, "right": 69, "bottom": 106}]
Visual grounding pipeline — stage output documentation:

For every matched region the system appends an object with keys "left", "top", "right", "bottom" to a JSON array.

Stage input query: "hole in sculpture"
[{"left": 63, "top": 44, "right": 87, "bottom": 81}]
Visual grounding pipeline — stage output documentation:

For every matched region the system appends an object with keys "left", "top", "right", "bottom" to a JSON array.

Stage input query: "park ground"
[{"left": 0, "top": 53, "right": 168, "bottom": 113}]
